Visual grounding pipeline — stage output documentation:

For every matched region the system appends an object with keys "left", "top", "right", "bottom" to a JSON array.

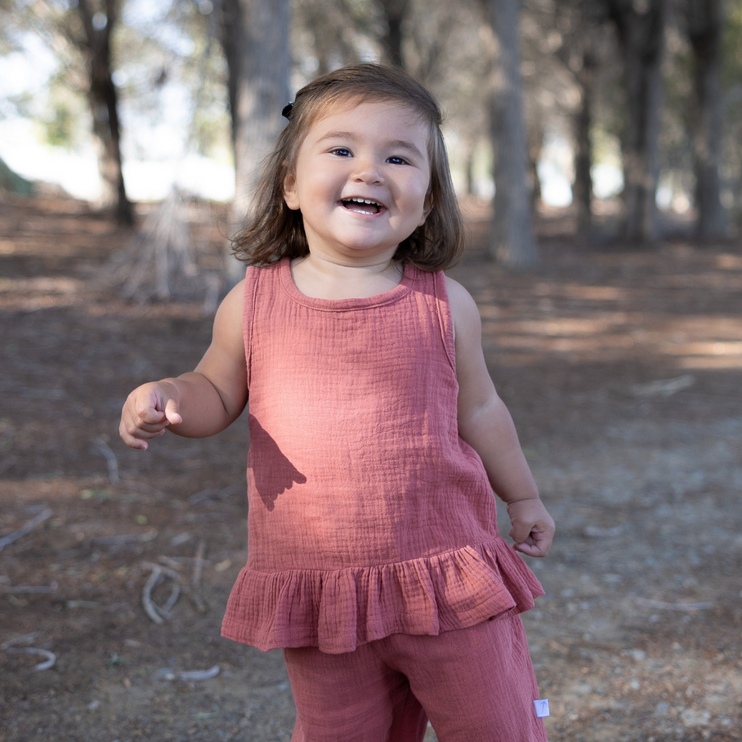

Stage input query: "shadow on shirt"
[{"left": 248, "top": 415, "right": 307, "bottom": 511}]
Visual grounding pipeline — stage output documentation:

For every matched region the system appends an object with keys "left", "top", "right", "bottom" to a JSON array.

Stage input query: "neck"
[
  {"left": 300, "top": 251, "right": 401, "bottom": 280},
  {"left": 290, "top": 251, "right": 404, "bottom": 300}
]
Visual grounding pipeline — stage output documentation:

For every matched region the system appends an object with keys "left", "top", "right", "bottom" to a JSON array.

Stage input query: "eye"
[
  {"left": 330, "top": 147, "right": 352, "bottom": 157},
  {"left": 387, "top": 156, "right": 409, "bottom": 165}
]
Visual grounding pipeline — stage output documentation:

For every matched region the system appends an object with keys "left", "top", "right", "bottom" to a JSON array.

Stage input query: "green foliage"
[
  {"left": 0, "top": 155, "right": 34, "bottom": 194},
  {"left": 37, "top": 76, "right": 89, "bottom": 148},
  {"left": 0, "top": 0, "right": 231, "bottom": 162},
  {"left": 722, "top": 0, "right": 742, "bottom": 88}
]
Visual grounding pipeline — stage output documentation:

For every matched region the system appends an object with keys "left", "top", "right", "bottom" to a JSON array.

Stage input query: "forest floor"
[{"left": 0, "top": 192, "right": 741, "bottom": 742}]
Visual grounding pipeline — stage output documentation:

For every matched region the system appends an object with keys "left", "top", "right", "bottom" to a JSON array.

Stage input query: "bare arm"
[
  {"left": 119, "top": 280, "right": 248, "bottom": 449},
  {"left": 447, "top": 276, "right": 555, "bottom": 557}
]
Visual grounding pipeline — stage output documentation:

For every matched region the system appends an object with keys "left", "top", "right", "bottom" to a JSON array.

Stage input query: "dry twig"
[
  {"left": 141, "top": 565, "right": 166, "bottom": 625},
  {"left": 1, "top": 633, "right": 39, "bottom": 649},
  {"left": 630, "top": 374, "right": 695, "bottom": 398},
  {"left": 1, "top": 634, "right": 56, "bottom": 671},
  {"left": 0, "top": 581, "right": 58, "bottom": 594},
  {"left": 636, "top": 597, "right": 713, "bottom": 611},
  {"left": 192, "top": 540, "right": 206, "bottom": 589},
  {"left": 178, "top": 665, "right": 220, "bottom": 681},
  {"left": 188, "top": 540, "right": 208, "bottom": 614},
  {"left": 93, "top": 436, "right": 120, "bottom": 483},
  {"left": 0, "top": 508, "right": 52, "bottom": 553},
  {"left": 20, "top": 647, "right": 57, "bottom": 671}
]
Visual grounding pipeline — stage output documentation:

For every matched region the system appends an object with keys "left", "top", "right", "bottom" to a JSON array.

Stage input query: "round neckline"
[{"left": 279, "top": 257, "right": 414, "bottom": 311}]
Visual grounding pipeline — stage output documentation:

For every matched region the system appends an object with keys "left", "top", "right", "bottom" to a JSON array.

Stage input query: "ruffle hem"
[{"left": 221, "top": 538, "right": 544, "bottom": 654}]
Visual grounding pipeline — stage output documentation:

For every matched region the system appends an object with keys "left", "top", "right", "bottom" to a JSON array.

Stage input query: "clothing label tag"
[{"left": 534, "top": 699, "right": 550, "bottom": 718}]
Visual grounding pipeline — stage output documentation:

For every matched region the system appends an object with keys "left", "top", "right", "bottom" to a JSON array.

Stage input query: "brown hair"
[{"left": 231, "top": 63, "right": 464, "bottom": 272}]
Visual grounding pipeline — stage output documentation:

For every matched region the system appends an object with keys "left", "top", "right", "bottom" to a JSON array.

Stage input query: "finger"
[
  {"left": 119, "top": 422, "right": 161, "bottom": 450},
  {"left": 120, "top": 413, "right": 168, "bottom": 440},
  {"left": 132, "top": 419, "right": 169, "bottom": 434},
  {"left": 121, "top": 408, "right": 168, "bottom": 435},
  {"left": 164, "top": 397, "right": 182, "bottom": 425},
  {"left": 509, "top": 523, "right": 533, "bottom": 544},
  {"left": 136, "top": 405, "right": 167, "bottom": 426},
  {"left": 515, "top": 531, "right": 553, "bottom": 558},
  {"left": 513, "top": 541, "right": 547, "bottom": 557}
]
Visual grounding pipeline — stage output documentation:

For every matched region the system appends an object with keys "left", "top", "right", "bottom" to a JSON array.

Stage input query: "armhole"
[
  {"left": 243, "top": 266, "right": 259, "bottom": 390},
  {"left": 433, "top": 271, "right": 457, "bottom": 372}
]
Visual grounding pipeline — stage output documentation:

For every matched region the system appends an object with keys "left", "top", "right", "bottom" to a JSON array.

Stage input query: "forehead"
[{"left": 301, "top": 97, "right": 431, "bottom": 148}]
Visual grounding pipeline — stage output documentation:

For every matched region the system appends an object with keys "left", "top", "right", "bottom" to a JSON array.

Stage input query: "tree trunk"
[
  {"left": 572, "top": 47, "right": 595, "bottom": 235},
  {"left": 481, "top": 0, "right": 538, "bottom": 266},
  {"left": 686, "top": 0, "right": 726, "bottom": 238},
  {"left": 378, "top": 0, "right": 409, "bottom": 69},
  {"left": 77, "top": 0, "right": 133, "bottom": 225},
  {"left": 222, "top": 0, "right": 291, "bottom": 285},
  {"left": 464, "top": 140, "right": 476, "bottom": 197},
  {"left": 527, "top": 123, "right": 543, "bottom": 211},
  {"left": 220, "top": 0, "right": 241, "bottom": 150},
  {"left": 607, "top": 0, "right": 667, "bottom": 244}
]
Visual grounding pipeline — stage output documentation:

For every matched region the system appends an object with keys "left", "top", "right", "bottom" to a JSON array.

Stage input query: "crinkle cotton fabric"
[{"left": 221, "top": 258, "right": 543, "bottom": 654}]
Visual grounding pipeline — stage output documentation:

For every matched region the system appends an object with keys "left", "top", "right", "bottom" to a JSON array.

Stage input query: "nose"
[{"left": 351, "top": 156, "right": 383, "bottom": 185}]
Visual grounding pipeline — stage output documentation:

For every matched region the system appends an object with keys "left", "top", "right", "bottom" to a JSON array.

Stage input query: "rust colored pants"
[{"left": 284, "top": 614, "right": 549, "bottom": 742}]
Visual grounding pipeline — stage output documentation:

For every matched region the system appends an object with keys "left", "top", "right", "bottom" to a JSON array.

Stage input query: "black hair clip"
[{"left": 282, "top": 102, "right": 294, "bottom": 120}]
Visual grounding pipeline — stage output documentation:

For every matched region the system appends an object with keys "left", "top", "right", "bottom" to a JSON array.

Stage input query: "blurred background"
[
  {"left": 2, "top": 2, "right": 742, "bottom": 742},
  {"left": 1, "top": 0, "right": 740, "bottom": 265}
]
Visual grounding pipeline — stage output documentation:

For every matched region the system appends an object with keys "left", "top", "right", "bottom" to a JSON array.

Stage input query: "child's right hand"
[{"left": 119, "top": 380, "right": 184, "bottom": 450}]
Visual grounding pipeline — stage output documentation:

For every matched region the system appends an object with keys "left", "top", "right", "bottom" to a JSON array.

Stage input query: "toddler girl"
[{"left": 120, "top": 63, "right": 555, "bottom": 742}]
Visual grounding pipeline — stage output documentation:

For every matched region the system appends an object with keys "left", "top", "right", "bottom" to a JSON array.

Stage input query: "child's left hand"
[{"left": 507, "top": 499, "right": 555, "bottom": 558}]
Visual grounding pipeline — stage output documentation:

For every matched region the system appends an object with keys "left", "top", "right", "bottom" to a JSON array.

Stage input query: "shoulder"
[
  {"left": 220, "top": 278, "right": 246, "bottom": 314},
  {"left": 444, "top": 275, "right": 481, "bottom": 340},
  {"left": 212, "top": 279, "right": 246, "bottom": 338}
]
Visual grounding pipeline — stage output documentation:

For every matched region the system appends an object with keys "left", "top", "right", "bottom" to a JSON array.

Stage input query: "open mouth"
[{"left": 341, "top": 197, "right": 383, "bottom": 215}]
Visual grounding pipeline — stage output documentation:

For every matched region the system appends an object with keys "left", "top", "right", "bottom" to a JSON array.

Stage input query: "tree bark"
[
  {"left": 685, "top": 0, "right": 726, "bottom": 238},
  {"left": 378, "top": 0, "right": 409, "bottom": 68},
  {"left": 527, "top": 122, "right": 543, "bottom": 211},
  {"left": 607, "top": 0, "right": 667, "bottom": 244},
  {"left": 572, "top": 47, "right": 596, "bottom": 235},
  {"left": 221, "top": 0, "right": 291, "bottom": 284},
  {"left": 481, "top": 0, "right": 538, "bottom": 266},
  {"left": 76, "top": 0, "right": 133, "bottom": 225},
  {"left": 219, "top": 0, "right": 241, "bottom": 150}
]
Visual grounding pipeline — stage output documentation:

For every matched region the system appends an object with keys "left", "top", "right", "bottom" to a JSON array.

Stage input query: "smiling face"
[{"left": 282, "top": 98, "right": 432, "bottom": 265}]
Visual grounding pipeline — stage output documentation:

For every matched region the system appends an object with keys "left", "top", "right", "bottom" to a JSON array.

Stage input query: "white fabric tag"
[{"left": 534, "top": 699, "right": 550, "bottom": 718}]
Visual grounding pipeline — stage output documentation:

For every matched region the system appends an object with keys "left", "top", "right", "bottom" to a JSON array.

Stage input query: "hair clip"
[{"left": 282, "top": 102, "right": 294, "bottom": 120}]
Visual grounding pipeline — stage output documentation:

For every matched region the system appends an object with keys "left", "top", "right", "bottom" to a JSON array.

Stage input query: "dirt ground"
[{"left": 1, "top": 192, "right": 741, "bottom": 742}]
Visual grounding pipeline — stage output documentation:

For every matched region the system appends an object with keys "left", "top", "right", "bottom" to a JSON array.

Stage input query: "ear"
[
  {"left": 418, "top": 191, "right": 433, "bottom": 227},
  {"left": 283, "top": 172, "right": 300, "bottom": 210}
]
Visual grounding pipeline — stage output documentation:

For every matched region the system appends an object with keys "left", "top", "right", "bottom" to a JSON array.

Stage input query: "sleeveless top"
[{"left": 221, "top": 258, "right": 543, "bottom": 654}]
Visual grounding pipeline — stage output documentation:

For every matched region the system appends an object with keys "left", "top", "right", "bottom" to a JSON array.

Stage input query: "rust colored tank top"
[{"left": 221, "top": 258, "right": 542, "bottom": 654}]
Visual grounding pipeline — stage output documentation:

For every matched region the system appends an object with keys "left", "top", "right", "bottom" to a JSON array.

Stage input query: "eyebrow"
[{"left": 316, "top": 131, "right": 425, "bottom": 159}]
